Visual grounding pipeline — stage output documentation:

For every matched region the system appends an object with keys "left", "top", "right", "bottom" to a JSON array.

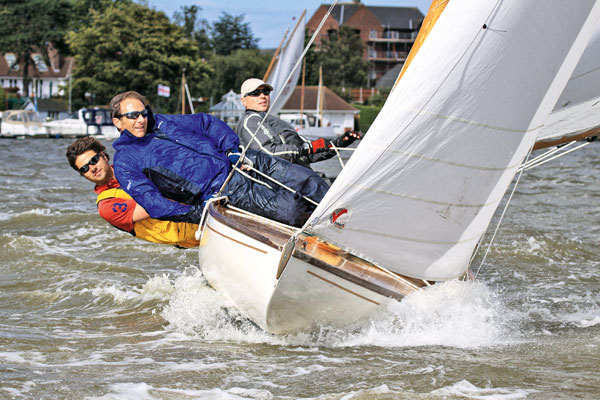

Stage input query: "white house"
[{"left": 279, "top": 86, "right": 358, "bottom": 135}]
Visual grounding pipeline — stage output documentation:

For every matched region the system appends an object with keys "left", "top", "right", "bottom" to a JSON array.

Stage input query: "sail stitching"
[
  {"left": 306, "top": 1, "right": 504, "bottom": 229},
  {"left": 400, "top": 106, "right": 544, "bottom": 134},
  {"left": 345, "top": 182, "right": 503, "bottom": 208},
  {"left": 341, "top": 226, "right": 483, "bottom": 245},
  {"left": 384, "top": 147, "right": 522, "bottom": 171}
]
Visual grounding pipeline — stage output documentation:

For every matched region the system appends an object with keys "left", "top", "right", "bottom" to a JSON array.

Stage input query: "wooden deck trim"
[
  {"left": 206, "top": 203, "right": 428, "bottom": 301},
  {"left": 205, "top": 223, "right": 268, "bottom": 254}
]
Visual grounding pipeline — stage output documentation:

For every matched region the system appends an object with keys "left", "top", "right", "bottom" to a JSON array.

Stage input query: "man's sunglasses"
[
  {"left": 245, "top": 88, "right": 271, "bottom": 97},
  {"left": 117, "top": 109, "right": 149, "bottom": 120},
  {"left": 79, "top": 152, "right": 102, "bottom": 174}
]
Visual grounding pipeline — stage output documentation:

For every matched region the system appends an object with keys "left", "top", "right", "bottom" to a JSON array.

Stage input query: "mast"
[
  {"left": 181, "top": 68, "right": 186, "bottom": 114},
  {"left": 300, "top": 57, "right": 306, "bottom": 128}
]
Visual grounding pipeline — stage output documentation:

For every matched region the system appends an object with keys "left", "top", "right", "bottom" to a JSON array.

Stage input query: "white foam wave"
[
  {"left": 162, "top": 270, "right": 518, "bottom": 349},
  {"left": 300, "top": 280, "right": 519, "bottom": 349},
  {"left": 430, "top": 379, "right": 535, "bottom": 399},
  {"left": 161, "top": 267, "right": 273, "bottom": 343},
  {"left": 87, "top": 382, "right": 273, "bottom": 400},
  {"left": 83, "top": 274, "right": 174, "bottom": 305}
]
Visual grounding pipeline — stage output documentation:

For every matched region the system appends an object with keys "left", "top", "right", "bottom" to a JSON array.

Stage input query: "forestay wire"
[{"left": 215, "top": 1, "right": 339, "bottom": 199}]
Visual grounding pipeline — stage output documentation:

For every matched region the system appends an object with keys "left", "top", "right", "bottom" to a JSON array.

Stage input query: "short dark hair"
[
  {"left": 109, "top": 91, "right": 147, "bottom": 119},
  {"left": 66, "top": 136, "right": 108, "bottom": 172}
]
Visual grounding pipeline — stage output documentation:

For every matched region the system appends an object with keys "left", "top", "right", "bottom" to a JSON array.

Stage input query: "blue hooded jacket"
[{"left": 112, "top": 109, "right": 239, "bottom": 222}]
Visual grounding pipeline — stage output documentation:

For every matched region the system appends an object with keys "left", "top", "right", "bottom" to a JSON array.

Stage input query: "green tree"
[
  {"left": 0, "top": 0, "right": 71, "bottom": 97},
  {"left": 173, "top": 5, "right": 212, "bottom": 58},
  {"left": 66, "top": 1, "right": 211, "bottom": 111},
  {"left": 306, "top": 26, "right": 370, "bottom": 91},
  {"left": 206, "top": 49, "right": 270, "bottom": 102},
  {"left": 0, "top": 86, "right": 5, "bottom": 111},
  {"left": 210, "top": 13, "right": 259, "bottom": 56}
]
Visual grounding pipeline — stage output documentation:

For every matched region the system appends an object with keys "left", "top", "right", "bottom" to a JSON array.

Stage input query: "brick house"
[
  {"left": 0, "top": 43, "right": 74, "bottom": 100},
  {"left": 306, "top": 2, "right": 424, "bottom": 86}
]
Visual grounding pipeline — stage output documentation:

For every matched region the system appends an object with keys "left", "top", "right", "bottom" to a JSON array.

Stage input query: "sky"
[{"left": 146, "top": 0, "right": 433, "bottom": 49}]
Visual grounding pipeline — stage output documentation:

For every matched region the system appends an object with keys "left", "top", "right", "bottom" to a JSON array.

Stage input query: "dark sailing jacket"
[
  {"left": 113, "top": 109, "right": 239, "bottom": 223},
  {"left": 235, "top": 109, "right": 336, "bottom": 168}
]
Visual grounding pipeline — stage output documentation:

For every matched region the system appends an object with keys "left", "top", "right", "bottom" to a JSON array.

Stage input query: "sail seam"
[
  {"left": 384, "top": 147, "right": 522, "bottom": 171},
  {"left": 342, "top": 226, "right": 483, "bottom": 245},
  {"left": 400, "top": 106, "right": 544, "bottom": 134},
  {"left": 347, "top": 183, "right": 503, "bottom": 208}
]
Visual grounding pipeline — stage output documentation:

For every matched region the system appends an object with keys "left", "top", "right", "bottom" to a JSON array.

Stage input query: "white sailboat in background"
[
  {"left": 197, "top": 0, "right": 600, "bottom": 334},
  {"left": 533, "top": 24, "right": 600, "bottom": 149},
  {"left": 263, "top": 10, "right": 306, "bottom": 116}
]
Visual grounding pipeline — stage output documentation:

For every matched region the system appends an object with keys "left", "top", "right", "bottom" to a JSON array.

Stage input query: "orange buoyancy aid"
[{"left": 96, "top": 188, "right": 199, "bottom": 248}]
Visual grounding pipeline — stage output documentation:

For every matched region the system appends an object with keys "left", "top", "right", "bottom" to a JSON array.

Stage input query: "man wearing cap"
[{"left": 236, "top": 78, "right": 361, "bottom": 170}]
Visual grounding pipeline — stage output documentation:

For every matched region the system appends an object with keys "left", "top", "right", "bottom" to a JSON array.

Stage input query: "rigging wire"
[
  {"left": 215, "top": 1, "right": 339, "bottom": 199},
  {"left": 473, "top": 143, "right": 534, "bottom": 278}
]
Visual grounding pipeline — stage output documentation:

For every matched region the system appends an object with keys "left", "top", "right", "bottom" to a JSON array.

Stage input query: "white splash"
[
  {"left": 161, "top": 269, "right": 517, "bottom": 349},
  {"left": 431, "top": 379, "right": 535, "bottom": 399}
]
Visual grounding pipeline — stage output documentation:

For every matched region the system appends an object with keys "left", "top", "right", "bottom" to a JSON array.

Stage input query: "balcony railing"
[
  {"left": 368, "top": 31, "right": 417, "bottom": 42},
  {"left": 367, "top": 51, "right": 409, "bottom": 61}
]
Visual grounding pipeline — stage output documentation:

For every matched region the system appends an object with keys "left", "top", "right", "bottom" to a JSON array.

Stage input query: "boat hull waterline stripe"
[{"left": 305, "top": 270, "right": 380, "bottom": 305}]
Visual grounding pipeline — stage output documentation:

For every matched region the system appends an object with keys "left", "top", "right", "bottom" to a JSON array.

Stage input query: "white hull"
[
  {"left": 198, "top": 204, "right": 428, "bottom": 334},
  {"left": 43, "top": 109, "right": 119, "bottom": 139}
]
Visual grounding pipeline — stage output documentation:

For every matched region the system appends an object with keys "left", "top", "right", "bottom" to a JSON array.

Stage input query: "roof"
[
  {"left": 0, "top": 53, "right": 73, "bottom": 79},
  {"left": 368, "top": 7, "right": 424, "bottom": 30},
  {"left": 376, "top": 63, "right": 404, "bottom": 88},
  {"left": 282, "top": 86, "right": 358, "bottom": 112},
  {"left": 209, "top": 90, "right": 244, "bottom": 112},
  {"left": 325, "top": 3, "right": 424, "bottom": 30}
]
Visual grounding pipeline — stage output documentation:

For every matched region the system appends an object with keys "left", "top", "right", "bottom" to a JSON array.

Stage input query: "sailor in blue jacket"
[{"left": 110, "top": 91, "right": 328, "bottom": 227}]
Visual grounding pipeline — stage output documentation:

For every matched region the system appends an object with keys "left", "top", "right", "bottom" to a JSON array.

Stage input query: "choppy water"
[{"left": 1, "top": 138, "right": 598, "bottom": 399}]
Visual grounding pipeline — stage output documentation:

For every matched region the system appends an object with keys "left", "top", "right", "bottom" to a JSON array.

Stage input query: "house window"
[
  {"left": 369, "top": 30, "right": 377, "bottom": 40},
  {"left": 4, "top": 53, "right": 19, "bottom": 71},
  {"left": 32, "top": 54, "right": 48, "bottom": 72}
]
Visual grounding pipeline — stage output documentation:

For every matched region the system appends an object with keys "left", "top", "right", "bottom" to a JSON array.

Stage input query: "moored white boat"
[
  {"left": 43, "top": 108, "right": 118, "bottom": 139},
  {"left": 0, "top": 110, "right": 46, "bottom": 138},
  {"left": 197, "top": 0, "right": 600, "bottom": 334}
]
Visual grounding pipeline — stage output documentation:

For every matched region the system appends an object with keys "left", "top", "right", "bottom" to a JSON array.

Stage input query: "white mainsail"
[
  {"left": 266, "top": 12, "right": 306, "bottom": 115},
  {"left": 305, "top": 0, "right": 600, "bottom": 281},
  {"left": 535, "top": 25, "right": 600, "bottom": 146}
]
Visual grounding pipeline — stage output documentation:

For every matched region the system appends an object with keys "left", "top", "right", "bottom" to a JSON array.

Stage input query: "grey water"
[{"left": 0, "top": 138, "right": 598, "bottom": 399}]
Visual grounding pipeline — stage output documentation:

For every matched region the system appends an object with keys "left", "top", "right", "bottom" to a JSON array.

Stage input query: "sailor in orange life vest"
[{"left": 66, "top": 136, "right": 199, "bottom": 248}]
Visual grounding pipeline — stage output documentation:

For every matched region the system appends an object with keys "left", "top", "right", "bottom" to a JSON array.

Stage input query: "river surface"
[{"left": 1, "top": 138, "right": 598, "bottom": 399}]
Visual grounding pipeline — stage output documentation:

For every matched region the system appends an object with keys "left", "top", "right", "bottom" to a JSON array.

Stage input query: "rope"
[
  {"left": 243, "top": 165, "right": 320, "bottom": 207},
  {"left": 216, "top": 1, "right": 339, "bottom": 199},
  {"left": 195, "top": 196, "right": 229, "bottom": 241},
  {"left": 473, "top": 144, "right": 534, "bottom": 278},
  {"left": 520, "top": 142, "right": 590, "bottom": 171}
]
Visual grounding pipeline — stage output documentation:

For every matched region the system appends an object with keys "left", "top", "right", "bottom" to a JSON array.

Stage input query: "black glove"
[
  {"left": 301, "top": 138, "right": 331, "bottom": 156},
  {"left": 332, "top": 130, "right": 362, "bottom": 148}
]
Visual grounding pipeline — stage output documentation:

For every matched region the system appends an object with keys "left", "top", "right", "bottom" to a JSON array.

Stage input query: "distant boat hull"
[
  {"left": 0, "top": 110, "right": 46, "bottom": 138},
  {"left": 42, "top": 108, "right": 119, "bottom": 139},
  {"left": 198, "top": 204, "right": 431, "bottom": 334}
]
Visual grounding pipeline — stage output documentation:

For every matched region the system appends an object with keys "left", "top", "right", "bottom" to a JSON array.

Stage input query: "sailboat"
[
  {"left": 263, "top": 10, "right": 306, "bottom": 116},
  {"left": 197, "top": 0, "right": 600, "bottom": 334},
  {"left": 533, "top": 24, "right": 600, "bottom": 150}
]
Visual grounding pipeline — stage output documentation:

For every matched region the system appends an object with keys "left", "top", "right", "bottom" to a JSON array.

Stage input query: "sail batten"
[{"left": 305, "top": 0, "right": 600, "bottom": 281}]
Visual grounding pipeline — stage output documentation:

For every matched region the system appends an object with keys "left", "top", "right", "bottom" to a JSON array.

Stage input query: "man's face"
[
  {"left": 241, "top": 86, "right": 271, "bottom": 112},
  {"left": 75, "top": 150, "right": 113, "bottom": 186},
  {"left": 112, "top": 98, "right": 148, "bottom": 137}
]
